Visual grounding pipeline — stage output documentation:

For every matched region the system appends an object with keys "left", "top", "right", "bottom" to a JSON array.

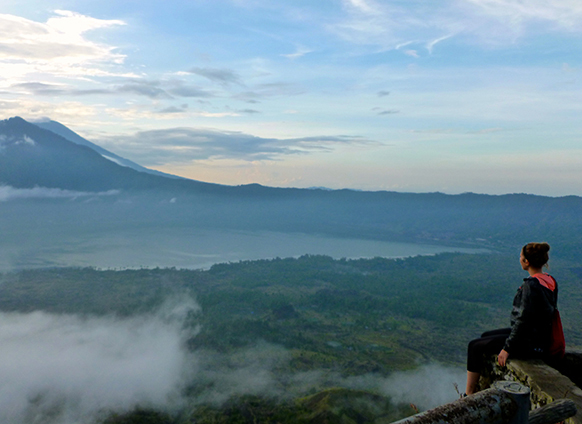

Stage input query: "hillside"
[{"left": 1, "top": 253, "right": 580, "bottom": 423}]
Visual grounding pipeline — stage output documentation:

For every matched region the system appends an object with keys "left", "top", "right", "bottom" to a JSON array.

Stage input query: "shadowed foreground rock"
[
  {"left": 390, "top": 382, "right": 528, "bottom": 424},
  {"left": 481, "top": 349, "right": 582, "bottom": 424},
  {"left": 390, "top": 381, "right": 577, "bottom": 424}
]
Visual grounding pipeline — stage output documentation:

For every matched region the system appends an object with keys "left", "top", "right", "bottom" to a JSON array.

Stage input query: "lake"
[{"left": 0, "top": 226, "right": 489, "bottom": 272}]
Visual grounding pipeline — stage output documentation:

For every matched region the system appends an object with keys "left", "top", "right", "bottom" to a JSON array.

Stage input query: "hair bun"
[{"left": 522, "top": 242, "right": 550, "bottom": 268}]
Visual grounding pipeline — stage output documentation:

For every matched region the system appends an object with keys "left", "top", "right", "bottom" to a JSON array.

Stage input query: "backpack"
[
  {"left": 533, "top": 273, "right": 566, "bottom": 358},
  {"left": 549, "top": 310, "right": 566, "bottom": 358}
]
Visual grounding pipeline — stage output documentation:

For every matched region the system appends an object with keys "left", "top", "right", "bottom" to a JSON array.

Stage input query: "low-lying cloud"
[
  {"left": 189, "top": 345, "right": 465, "bottom": 411},
  {"left": 0, "top": 186, "right": 120, "bottom": 202},
  {"left": 0, "top": 293, "right": 465, "bottom": 424},
  {"left": 0, "top": 297, "right": 200, "bottom": 424}
]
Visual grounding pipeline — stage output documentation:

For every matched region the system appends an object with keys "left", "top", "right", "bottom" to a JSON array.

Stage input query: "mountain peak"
[
  {"left": 32, "top": 118, "right": 185, "bottom": 180},
  {"left": 0, "top": 116, "right": 218, "bottom": 193}
]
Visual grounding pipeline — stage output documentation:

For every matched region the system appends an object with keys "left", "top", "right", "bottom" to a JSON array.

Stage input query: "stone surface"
[
  {"left": 480, "top": 352, "right": 582, "bottom": 424},
  {"left": 558, "top": 349, "right": 582, "bottom": 388}
]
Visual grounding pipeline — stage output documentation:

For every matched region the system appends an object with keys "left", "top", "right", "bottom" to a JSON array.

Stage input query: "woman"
[{"left": 464, "top": 242, "right": 558, "bottom": 395}]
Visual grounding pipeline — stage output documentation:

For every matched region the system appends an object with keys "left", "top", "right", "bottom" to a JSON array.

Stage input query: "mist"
[
  {"left": 0, "top": 185, "right": 119, "bottom": 202},
  {"left": 187, "top": 344, "right": 465, "bottom": 410},
  {"left": 0, "top": 296, "right": 465, "bottom": 424},
  {"left": 0, "top": 297, "right": 199, "bottom": 424}
]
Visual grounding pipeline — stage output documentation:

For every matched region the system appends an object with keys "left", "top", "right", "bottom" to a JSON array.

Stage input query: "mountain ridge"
[
  {"left": 32, "top": 119, "right": 185, "bottom": 180},
  {"left": 0, "top": 116, "right": 238, "bottom": 194},
  {"left": 2, "top": 116, "right": 580, "bottom": 201}
]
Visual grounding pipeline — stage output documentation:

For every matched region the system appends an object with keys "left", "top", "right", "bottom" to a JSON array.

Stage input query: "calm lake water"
[{"left": 0, "top": 227, "right": 489, "bottom": 271}]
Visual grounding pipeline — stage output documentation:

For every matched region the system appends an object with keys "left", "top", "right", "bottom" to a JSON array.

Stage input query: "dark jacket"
[{"left": 503, "top": 275, "right": 557, "bottom": 355}]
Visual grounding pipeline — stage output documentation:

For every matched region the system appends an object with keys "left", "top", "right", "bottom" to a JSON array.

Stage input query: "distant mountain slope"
[
  {"left": 32, "top": 119, "right": 183, "bottom": 180},
  {"left": 0, "top": 116, "right": 345, "bottom": 198},
  {"left": 0, "top": 117, "right": 216, "bottom": 193}
]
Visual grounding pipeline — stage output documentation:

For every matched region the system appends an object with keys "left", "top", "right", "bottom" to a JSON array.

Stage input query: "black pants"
[{"left": 467, "top": 328, "right": 511, "bottom": 373}]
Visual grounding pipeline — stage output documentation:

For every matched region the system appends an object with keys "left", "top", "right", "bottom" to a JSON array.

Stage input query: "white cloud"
[
  {"left": 464, "top": 0, "right": 582, "bottom": 31},
  {"left": 0, "top": 186, "right": 120, "bottom": 202},
  {"left": 281, "top": 46, "right": 313, "bottom": 60},
  {"left": 0, "top": 11, "right": 126, "bottom": 82},
  {"left": 426, "top": 34, "right": 454, "bottom": 54},
  {"left": 328, "top": 0, "right": 582, "bottom": 51},
  {"left": 0, "top": 297, "right": 200, "bottom": 424},
  {"left": 345, "top": 0, "right": 376, "bottom": 14},
  {"left": 0, "top": 135, "right": 36, "bottom": 148}
]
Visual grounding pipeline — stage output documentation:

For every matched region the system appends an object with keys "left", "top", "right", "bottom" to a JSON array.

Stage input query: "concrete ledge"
[{"left": 480, "top": 351, "right": 582, "bottom": 424}]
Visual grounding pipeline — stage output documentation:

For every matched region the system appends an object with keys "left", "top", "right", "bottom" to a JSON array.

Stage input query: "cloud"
[
  {"left": 236, "top": 108, "right": 261, "bottom": 114},
  {"left": 465, "top": 0, "right": 582, "bottom": 32},
  {"left": 97, "top": 128, "right": 377, "bottom": 165},
  {"left": 328, "top": 0, "right": 582, "bottom": 52},
  {"left": 188, "top": 67, "right": 244, "bottom": 86},
  {"left": 190, "top": 350, "right": 464, "bottom": 411},
  {"left": 352, "top": 363, "right": 467, "bottom": 410},
  {"left": 11, "top": 82, "right": 112, "bottom": 97},
  {"left": 0, "top": 135, "right": 36, "bottom": 149},
  {"left": 236, "top": 82, "right": 305, "bottom": 100},
  {"left": 117, "top": 81, "right": 173, "bottom": 99},
  {"left": 281, "top": 46, "right": 313, "bottom": 60},
  {"left": 0, "top": 11, "right": 126, "bottom": 78},
  {"left": 167, "top": 82, "right": 215, "bottom": 98},
  {"left": 188, "top": 342, "right": 292, "bottom": 405},
  {"left": 0, "top": 186, "right": 120, "bottom": 202},
  {"left": 426, "top": 34, "right": 454, "bottom": 54},
  {"left": 377, "top": 90, "right": 390, "bottom": 97},
  {"left": 0, "top": 297, "right": 200, "bottom": 424},
  {"left": 344, "top": 0, "right": 377, "bottom": 15},
  {"left": 10, "top": 79, "right": 215, "bottom": 101},
  {"left": 0, "top": 99, "right": 98, "bottom": 123},
  {"left": 157, "top": 105, "right": 189, "bottom": 114}
]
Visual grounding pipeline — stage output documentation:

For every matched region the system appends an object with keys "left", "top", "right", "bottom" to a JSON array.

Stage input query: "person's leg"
[
  {"left": 465, "top": 330, "right": 510, "bottom": 395},
  {"left": 465, "top": 371, "right": 480, "bottom": 395}
]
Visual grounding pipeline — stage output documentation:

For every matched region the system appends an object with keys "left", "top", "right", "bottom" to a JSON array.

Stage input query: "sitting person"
[{"left": 465, "top": 242, "right": 560, "bottom": 395}]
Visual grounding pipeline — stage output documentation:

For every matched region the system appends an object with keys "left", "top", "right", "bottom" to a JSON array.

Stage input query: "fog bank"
[
  {"left": 0, "top": 296, "right": 464, "bottom": 423},
  {"left": 0, "top": 298, "right": 199, "bottom": 424},
  {"left": 189, "top": 344, "right": 465, "bottom": 411},
  {"left": 0, "top": 185, "right": 120, "bottom": 202}
]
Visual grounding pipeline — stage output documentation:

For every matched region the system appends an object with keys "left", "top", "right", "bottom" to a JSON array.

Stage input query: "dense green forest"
[{"left": 1, "top": 252, "right": 580, "bottom": 423}]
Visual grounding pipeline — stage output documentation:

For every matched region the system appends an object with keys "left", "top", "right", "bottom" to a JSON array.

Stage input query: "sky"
[{"left": 1, "top": 0, "right": 581, "bottom": 196}]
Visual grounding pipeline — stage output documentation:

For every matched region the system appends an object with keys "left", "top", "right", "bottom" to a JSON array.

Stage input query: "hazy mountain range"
[{"left": 1, "top": 116, "right": 582, "bottom": 265}]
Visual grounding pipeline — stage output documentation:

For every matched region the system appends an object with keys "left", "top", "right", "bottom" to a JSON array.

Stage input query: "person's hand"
[{"left": 498, "top": 349, "right": 509, "bottom": 367}]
